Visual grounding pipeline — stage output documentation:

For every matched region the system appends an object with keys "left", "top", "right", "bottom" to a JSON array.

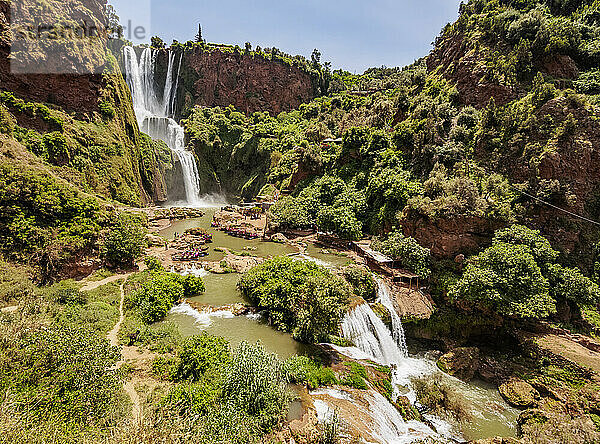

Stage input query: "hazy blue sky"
[{"left": 111, "top": 0, "right": 462, "bottom": 73}]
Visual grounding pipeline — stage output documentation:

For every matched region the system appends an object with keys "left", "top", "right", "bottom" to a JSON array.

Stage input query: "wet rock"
[
  {"left": 516, "top": 409, "right": 549, "bottom": 437},
  {"left": 499, "top": 378, "right": 540, "bottom": 408},
  {"left": 437, "top": 347, "right": 480, "bottom": 381},
  {"left": 271, "top": 233, "right": 289, "bottom": 244}
]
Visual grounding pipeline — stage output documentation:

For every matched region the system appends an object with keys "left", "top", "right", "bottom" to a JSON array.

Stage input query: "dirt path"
[
  {"left": 81, "top": 274, "right": 129, "bottom": 292},
  {"left": 83, "top": 273, "right": 142, "bottom": 422}
]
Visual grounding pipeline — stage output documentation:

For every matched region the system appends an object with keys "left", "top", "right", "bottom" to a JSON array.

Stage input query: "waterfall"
[
  {"left": 123, "top": 46, "right": 202, "bottom": 206},
  {"left": 376, "top": 279, "right": 408, "bottom": 357},
  {"left": 340, "top": 303, "right": 405, "bottom": 366}
]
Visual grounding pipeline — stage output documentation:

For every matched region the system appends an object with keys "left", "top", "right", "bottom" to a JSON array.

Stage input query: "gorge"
[{"left": 1, "top": 0, "right": 600, "bottom": 443}]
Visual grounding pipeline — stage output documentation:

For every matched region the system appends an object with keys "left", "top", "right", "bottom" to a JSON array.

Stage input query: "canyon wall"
[{"left": 149, "top": 46, "right": 318, "bottom": 118}]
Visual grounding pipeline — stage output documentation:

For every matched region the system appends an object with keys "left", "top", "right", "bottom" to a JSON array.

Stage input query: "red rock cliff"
[{"left": 176, "top": 48, "right": 317, "bottom": 117}]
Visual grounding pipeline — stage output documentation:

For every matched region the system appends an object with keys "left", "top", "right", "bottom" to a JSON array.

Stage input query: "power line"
[{"left": 507, "top": 184, "right": 600, "bottom": 227}]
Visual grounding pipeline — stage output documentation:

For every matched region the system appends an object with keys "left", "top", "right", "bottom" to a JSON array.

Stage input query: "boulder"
[
  {"left": 516, "top": 409, "right": 549, "bottom": 437},
  {"left": 271, "top": 233, "right": 289, "bottom": 244},
  {"left": 437, "top": 347, "right": 480, "bottom": 381},
  {"left": 499, "top": 378, "right": 540, "bottom": 408}
]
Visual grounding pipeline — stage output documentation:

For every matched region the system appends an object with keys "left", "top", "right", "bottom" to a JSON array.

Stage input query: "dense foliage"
[
  {"left": 342, "top": 265, "right": 378, "bottom": 301},
  {"left": 238, "top": 257, "right": 351, "bottom": 342},
  {"left": 372, "top": 230, "right": 431, "bottom": 278},
  {"left": 126, "top": 269, "right": 205, "bottom": 323},
  {"left": 450, "top": 225, "right": 600, "bottom": 318},
  {"left": 101, "top": 212, "right": 148, "bottom": 268}
]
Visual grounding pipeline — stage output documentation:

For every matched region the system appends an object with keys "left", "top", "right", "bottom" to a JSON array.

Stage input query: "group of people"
[
  {"left": 219, "top": 226, "right": 261, "bottom": 240},
  {"left": 172, "top": 248, "right": 209, "bottom": 262}
]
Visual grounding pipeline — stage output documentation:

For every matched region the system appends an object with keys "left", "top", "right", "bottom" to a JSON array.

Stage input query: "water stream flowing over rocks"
[{"left": 123, "top": 46, "right": 202, "bottom": 206}]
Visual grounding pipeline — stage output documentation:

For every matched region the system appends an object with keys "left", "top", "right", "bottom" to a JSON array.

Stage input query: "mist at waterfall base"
[{"left": 123, "top": 46, "right": 225, "bottom": 208}]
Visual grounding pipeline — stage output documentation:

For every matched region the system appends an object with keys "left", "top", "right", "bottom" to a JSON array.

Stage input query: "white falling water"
[
  {"left": 377, "top": 279, "right": 408, "bottom": 357},
  {"left": 123, "top": 46, "right": 202, "bottom": 206},
  {"left": 340, "top": 303, "right": 406, "bottom": 366}
]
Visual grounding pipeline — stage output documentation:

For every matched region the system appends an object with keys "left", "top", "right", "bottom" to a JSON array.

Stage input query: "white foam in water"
[
  {"left": 340, "top": 303, "right": 406, "bottom": 366},
  {"left": 170, "top": 302, "right": 234, "bottom": 328},
  {"left": 334, "top": 301, "right": 458, "bottom": 442},
  {"left": 123, "top": 46, "right": 207, "bottom": 207},
  {"left": 377, "top": 279, "right": 408, "bottom": 356},
  {"left": 180, "top": 265, "right": 210, "bottom": 278}
]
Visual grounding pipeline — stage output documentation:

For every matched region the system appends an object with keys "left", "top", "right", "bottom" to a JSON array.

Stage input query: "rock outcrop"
[
  {"left": 0, "top": 0, "right": 106, "bottom": 115},
  {"left": 173, "top": 48, "right": 318, "bottom": 117},
  {"left": 437, "top": 346, "right": 480, "bottom": 381},
  {"left": 498, "top": 378, "right": 540, "bottom": 408}
]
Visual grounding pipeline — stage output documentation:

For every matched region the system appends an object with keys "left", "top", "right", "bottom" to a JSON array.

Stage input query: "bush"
[
  {"left": 343, "top": 265, "right": 377, "bottom": 301},
  {"left": 144, "top": 256, "right": 164, "bottom": 271},
  {"left": 372, "top": 230, "right": 431, "bottom": 278},
  {"left": 238, "top": 257, "right": 351, "bottom": 343},
  {"left": 101, "top": 213, "right": 147, "bottom": 268},
  {"left": 285, "top": 355, "right": 338, "bottom": 389},
  {"left": 176, "top": 334, "right": 231, "bottom": 382},
  {"left": 222, "top": 342, "right": 291, "bottom": 433},
  {"left": 0, "top": 325, "right": 122, "bottom": 425},
  {"left": 181, "top": 274, "right": 206, "bottom": 296},
  {"left": 129, "top": 271, "right": 181, "bottom": 323},
  {"left": 450, "top": 242, "right": 555, "bottom": 319}
]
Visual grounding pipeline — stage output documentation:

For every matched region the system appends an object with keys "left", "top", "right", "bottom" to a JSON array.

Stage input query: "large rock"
[
  {"left": 516, "top": 409, "right": 549, "bottom": 437},
  {"left": 270, "top": 233, "right": 289, "bottom": 244},
  {"left": 437, "top": 347, "right": 480, "bottom": 381},
  {"left": 499, "top": 378, "right": 540, "bottom": 408}
]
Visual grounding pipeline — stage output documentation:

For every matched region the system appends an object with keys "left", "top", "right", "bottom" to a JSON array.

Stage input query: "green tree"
[
  {"left": 101, "top": 213, "right": 147, "bottom": 268},
  {"left": 450, "top": 242, "right": 555, "bottom": 319},
  {"left": 238, "top": 257, "right": 350, "bottom": 343},
  {"left": 373, "top": 230, "right": 431, "bottom": 278}
]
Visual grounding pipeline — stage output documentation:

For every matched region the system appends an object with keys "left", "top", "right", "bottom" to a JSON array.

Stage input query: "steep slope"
[{"left": 0, "top": 0, "right": 172, "bottom": 206}]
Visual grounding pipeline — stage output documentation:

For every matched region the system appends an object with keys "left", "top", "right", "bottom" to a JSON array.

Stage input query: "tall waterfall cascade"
[{"left": 123, "top": 46, "right": 202, "bottom": 206}]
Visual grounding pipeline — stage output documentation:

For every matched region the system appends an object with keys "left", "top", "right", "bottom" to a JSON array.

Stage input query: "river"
[{"left": 158, "top": 208, "right": 518, "bottom": 442}]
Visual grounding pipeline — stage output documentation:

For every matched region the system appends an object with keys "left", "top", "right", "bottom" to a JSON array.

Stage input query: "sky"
[{"left": 111, "top": 0, "right": 463, "bottom": 73}]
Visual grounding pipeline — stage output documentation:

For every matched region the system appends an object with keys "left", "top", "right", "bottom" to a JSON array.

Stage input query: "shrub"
[
  {"left": 343, "top": 265, "right": 377, "bottom": 301},
  {"left": 181, "top": 274, "right": 206, "bottom": 296},
  {"left": 101, "top": 213, "right": 147, "bottom": 268},
  {"left": 372, "top": 230, "right": 431, "bottom": 278},
  {"left": 144, "top": 256, "right": 164, "bottom": 271},
  {"left": 128, "top": 271, "right": 183, "bottom": 323},
  {"left": 450, "top": 242, "right": 555, "bottom": 319},
  {"left": 238, "top": 257, "right": 351, "bottom": 343},
  {"left": 285, "top": 355, "right": 338, "bottom": 389},
  {"left": 222, "top": 341, "right": 292, "bottom": 434},
  {"left": 0, "top": 325, "right": 122, "bottom": 424},
  {"left": 176, "top": 334, "right": 231, "bottom": 382},
  {"left": 0, "top": 104, "right": 15, "bottom": 135}
]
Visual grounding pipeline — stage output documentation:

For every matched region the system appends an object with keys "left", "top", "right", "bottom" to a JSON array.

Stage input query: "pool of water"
[
  {"left": 159, "top": 209, "right": 296, "bottom": 262},
  {"left": 166, "top": 305, "right": 307, "bottom": 359},
  {"left": 304, "top": 243, "right": 353, "bottom": 268},
  {"left": 159, "top": 208, "right": 517, "bottom": 441}
]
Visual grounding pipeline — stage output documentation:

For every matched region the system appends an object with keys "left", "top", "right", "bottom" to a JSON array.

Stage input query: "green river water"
[{"left": 158, "top": 208, "right": 518, "bottom": 442}]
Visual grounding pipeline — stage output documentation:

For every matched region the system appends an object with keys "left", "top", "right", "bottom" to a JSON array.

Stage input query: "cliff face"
[
  {"left": 171, "top": 48, "right": 318, "bottom": 117},
  {"left": 0, "top": 0, "right": 170, "bottom": 206},
  {"left": 0, "top": 0, "right": 106, "bottom": 114}
]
